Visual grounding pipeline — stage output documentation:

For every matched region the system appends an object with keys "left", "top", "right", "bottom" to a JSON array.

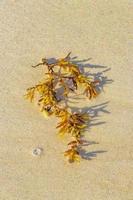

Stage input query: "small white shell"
[{"left": 32, "top": 147, "right": 43, "bottom": 156}]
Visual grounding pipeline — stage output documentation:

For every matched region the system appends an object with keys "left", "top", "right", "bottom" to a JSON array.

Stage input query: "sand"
[{"left": 0, "top": 0, "right": 133, "bottom": 200}]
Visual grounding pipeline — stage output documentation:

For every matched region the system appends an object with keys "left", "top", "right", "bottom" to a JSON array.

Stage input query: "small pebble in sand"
[{"left": 32, "top": 147, "right": 43, "bottom": 156}]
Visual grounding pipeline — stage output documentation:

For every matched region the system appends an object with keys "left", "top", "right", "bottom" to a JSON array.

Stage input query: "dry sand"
[{"left": 0, "top": 1, "right": 133, "bottom": 200}]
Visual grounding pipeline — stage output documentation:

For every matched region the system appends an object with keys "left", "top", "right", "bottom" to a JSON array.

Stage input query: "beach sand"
[{"left": 0, "top": 1, "right": 132, "bottom": 199}]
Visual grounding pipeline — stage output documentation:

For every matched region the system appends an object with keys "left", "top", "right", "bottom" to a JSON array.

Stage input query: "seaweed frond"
[
  {"left": 56, "top": 111, "right": 89, "bottom": 137},
  {"left": 24, "top": 52, "right": 103, "bottom": 163},
  {"left": 64, "top": 148, "right": 80, "bottom": 163}
]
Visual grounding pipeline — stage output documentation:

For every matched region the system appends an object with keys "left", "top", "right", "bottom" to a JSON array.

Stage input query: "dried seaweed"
[{"left": 25, "top": 52, "right": 101, "bottom": 163}]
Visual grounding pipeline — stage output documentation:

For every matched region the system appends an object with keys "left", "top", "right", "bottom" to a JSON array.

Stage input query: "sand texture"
[{"left": 0, "top": 1, "right": 133, "bottom": 200}]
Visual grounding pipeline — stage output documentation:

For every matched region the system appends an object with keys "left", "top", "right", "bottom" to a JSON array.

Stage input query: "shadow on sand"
[
  {"left": 69, "top": 54, "right": 113, "bottom": 161},
  {"left": 72, "top": 102, "right": 109, "bottom": 161}
]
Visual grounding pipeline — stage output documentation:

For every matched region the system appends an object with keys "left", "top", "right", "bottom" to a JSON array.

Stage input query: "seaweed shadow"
[
  {"left": 67, "top": 54, "right": 112, "bottom": 161},
  {"left": 79, "top": 149, "right": 107, "bottom": 160},
  {"left": 72, "top": 101, "right": 110, "bottom": 130},
  {"left": 70, "top": 101, "right": 110, "bottom": 161}
]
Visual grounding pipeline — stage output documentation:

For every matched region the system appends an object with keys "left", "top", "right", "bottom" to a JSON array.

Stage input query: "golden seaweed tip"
[{"left": 64, "top": 148, "right": 80, "bottom": 162}]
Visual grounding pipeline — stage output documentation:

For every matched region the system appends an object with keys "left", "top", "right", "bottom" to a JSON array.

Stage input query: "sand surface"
[{"left": 0, "top": 1, "right": 133, "bottom": 200}]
